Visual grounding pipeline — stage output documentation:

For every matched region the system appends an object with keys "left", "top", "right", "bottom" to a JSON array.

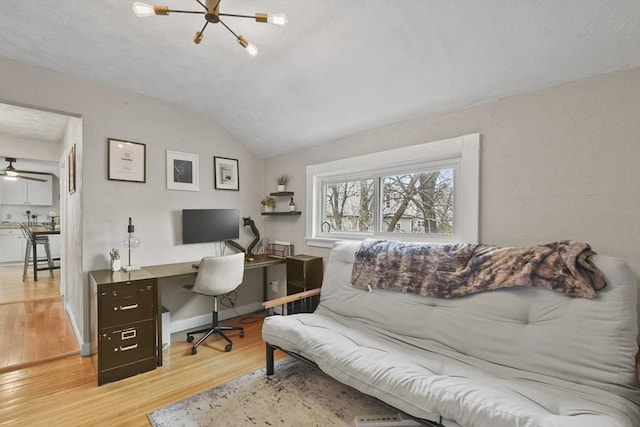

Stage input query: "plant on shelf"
[
  {"left": 261, "top": 196, "right": 275, "bottom": 212},
  {"left": 276, "top": 175, "right": 288, "bottom": 192}
]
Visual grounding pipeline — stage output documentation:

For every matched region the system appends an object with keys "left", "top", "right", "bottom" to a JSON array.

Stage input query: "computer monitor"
[{"left": 182, "top": 209, "right": 240, "bottom": 244}]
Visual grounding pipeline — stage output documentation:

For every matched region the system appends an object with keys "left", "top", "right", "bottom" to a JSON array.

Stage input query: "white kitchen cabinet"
[
  {"left": 48, "top": 234, "right": 61, "bottom": 259},
  {"left": 0, "top": 174, "right": 53, "bottom": 206},
  {"left": 0, "top": 229, "right": 26, "bottom": 263}
]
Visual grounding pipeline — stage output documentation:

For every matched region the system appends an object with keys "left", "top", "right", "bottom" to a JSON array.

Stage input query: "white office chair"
[{"left": 186, "top": 253, "right": 245, "bottom": 355}]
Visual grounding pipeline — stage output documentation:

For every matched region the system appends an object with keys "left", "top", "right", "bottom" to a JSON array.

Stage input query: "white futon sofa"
[{"left": 262, "top": 240, "right": 640, "bottom": 427}]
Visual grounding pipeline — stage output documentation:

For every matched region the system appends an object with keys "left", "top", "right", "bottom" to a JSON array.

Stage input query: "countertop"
[
  {"left": 0, "top": 222, "right": 59, "bottom": 231},
  {"left": 0, "top": 222, "right": 21, "bottom": 229}
]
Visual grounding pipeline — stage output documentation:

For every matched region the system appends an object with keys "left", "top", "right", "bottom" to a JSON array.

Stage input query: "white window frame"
[{"left": 306, "top": 133, "right": 480, "bottom": 248}]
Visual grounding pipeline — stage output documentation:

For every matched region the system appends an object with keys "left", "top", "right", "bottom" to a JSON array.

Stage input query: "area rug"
[{"left": 148, "top": 357, "right": 417, "bottom": 426}]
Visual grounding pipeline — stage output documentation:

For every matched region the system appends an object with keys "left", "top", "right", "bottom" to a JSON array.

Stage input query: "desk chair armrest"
[{"left": 262, "top": 288, "right": 321, "bottom": 317}]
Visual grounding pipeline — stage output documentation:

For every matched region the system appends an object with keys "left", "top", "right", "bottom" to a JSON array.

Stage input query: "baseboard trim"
[
  {"left": 169, "top": 302, "right": 263, "bottom": 334},
  {"left": 64, "top": 302, "right": 90, "bottom": 356}
]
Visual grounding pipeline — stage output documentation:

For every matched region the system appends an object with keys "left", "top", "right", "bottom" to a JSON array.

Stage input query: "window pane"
[
  {"left": 322, "top": 179, "right": 374, "bottom": 232},
  {"left": 382, "top": 168, "right": 454, "bottom": 235}
]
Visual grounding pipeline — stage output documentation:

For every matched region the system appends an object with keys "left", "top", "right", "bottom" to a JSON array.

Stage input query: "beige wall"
[
  {"left": 0, "top": 58, "right": 266, "bottom": 354},
  {"left": 263, "top": 67, "right": 640, "bottom": 297},
  {"left": 2, "top": 55, "right": 638, "bottom": 351}
]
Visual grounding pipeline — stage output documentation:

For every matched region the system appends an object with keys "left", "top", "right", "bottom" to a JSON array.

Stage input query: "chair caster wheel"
[
  {"left": 225, "top": 344, "right": 232, "bottom": 352},
  {"left": 239, "top": 331, "right": 245, "bottom": 338},
  {"left": 191, "top": 347, "right": 198, "bottom": 355},
  {"left": 187, "top": 335, "right": 194, "bottom": 343}
]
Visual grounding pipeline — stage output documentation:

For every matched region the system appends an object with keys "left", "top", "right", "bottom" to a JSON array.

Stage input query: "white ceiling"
[
  {"left": 0, "top": 103, "right": 71, "bottom": 143},
  {"left": 1, "top": 0, "right": 639, "bottom": 157}
]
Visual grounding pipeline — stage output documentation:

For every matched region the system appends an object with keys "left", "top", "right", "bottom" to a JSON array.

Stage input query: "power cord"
[
  {"left": 219, "top": 291, "right": 239, "bottom": 319},
  {"left": 239, "top": 310, "right": 264, "bottom": 324},
  {"left": 219, "top": 291, "right": 264, "bottom": 324}
]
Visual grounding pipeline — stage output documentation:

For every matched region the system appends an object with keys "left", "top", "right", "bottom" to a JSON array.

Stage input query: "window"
[
  {"left": 306, "top": 133, "right": 480, "bottom": 247},
  {"left": 381, "top": 167, "right": 455, "bottom": 235},
  {"left": 322, "top": 178, "right": 374, "bottom": 233}
]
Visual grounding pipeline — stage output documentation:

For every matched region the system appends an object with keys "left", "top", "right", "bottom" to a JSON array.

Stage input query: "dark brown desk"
[
  {"left": 29, "top": 226, "right": 60, "bottom": 281},
  {"left": 144, "top": 254, "right": 283, "bottom": 302},
  {"left": 89, "top": 254, "right": 285, "bottom": 371}
]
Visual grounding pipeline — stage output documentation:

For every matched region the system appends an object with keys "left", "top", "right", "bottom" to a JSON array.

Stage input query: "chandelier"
[{"left": 132, "top": 1, "right": 287, "bottom": 56}]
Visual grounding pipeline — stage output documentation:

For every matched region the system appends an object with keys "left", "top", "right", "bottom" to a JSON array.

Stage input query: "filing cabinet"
[
  {"left": 90, "top": 271, "right": 158, "bottom": 386},
  {"left": 286, "top": 254, "right": 323, "bottom": 294},
  {"left": 286, "top": 255, "right": 323, "bottom": 314}
]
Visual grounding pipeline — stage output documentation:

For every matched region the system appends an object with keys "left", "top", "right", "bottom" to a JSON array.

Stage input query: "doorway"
[{"left": 0, "top": 101, "right": 83, "bottom": 370}]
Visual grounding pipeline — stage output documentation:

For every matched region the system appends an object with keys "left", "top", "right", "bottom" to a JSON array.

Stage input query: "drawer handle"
[
  {"left": 121, "top": 329, "right": 137, "bottom": 340},
  {"left": 119, "top": 344, "right": 138, "bottom": 351},
  {"left": 118, "top": 304, "right": 138, "bottom": 311}
]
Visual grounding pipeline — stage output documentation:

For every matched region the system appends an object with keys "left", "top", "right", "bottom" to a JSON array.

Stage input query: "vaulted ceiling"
[{"left": 1, "top": 0, "right": 639, "bottom": 157}]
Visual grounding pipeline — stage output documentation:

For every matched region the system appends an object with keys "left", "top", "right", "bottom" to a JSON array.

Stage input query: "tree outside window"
[
  {"left": 320, "top": 167, "right": 454, "bottom": 236},
  {"left": 322, "top": 179, "right": 374, "bottom": 232},
  {"left": 382, "top": 168, "right": 454, "bottom": 235}
]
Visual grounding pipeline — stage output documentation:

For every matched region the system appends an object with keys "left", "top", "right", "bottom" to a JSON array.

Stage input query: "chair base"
[{"left": 186, "top": 324, "right": 244, "bottom": 354}]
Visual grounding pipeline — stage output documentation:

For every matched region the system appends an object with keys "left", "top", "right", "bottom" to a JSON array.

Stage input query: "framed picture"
[
  {"left": 68, "top": 144, "right": 76, "bottom": 195},
  {"left": 167, "top": 150, "right": 199, "bottom": 191},
  {"left": 214, "top": 156, "right": 239, "bottom": 191},
  {"left": 108, "top": 138, "right": 146, "bottom": 183}
]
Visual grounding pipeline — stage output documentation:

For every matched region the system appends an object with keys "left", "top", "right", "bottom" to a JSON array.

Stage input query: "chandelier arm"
[
  {"left": 219, "top": 13, "right": 257, "bottom": 19},
  {"left": 218, "top": 19, "right": 240, "bottom": 39},
  {"left": 194, "top": 0, "right": 208, "bottom": 10},
  {"left": 166, "top": 9, "right": 205, "bottom": 14},
  {"left": 198, "top": 20, "right": 210, "bottom": 35}
]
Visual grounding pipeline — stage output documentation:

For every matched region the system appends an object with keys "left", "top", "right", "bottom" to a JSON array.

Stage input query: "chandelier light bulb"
[
  {"left": 132, "top": 2, "right": 156, "bottom": 17},
  {"left": 245, "top": 42, "right": 258, "bottom": 56},
  {"left": 5, "top": 170, "right": 18, "bottom": 177},
  {"left": 267, "top": 13, "right": 288, "bottom": 26},
  {"left": 238, "top": 35, "right": 258, "bottom": 56}
]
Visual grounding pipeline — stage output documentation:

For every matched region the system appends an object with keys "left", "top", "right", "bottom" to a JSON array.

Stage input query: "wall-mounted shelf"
[
  {"left": 270, "top": 191, "right": 294, "bottom": 197},
  {"left": 262, "top": 211, "right": 302, "bottom": 216},
  {"left": 265, "top": 190, "right": 300, "bottom": 216}
]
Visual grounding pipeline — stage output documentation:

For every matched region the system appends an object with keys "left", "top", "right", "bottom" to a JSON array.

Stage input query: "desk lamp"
[{"left": 122, "top": 217, "right": 141, "bottom": 271}]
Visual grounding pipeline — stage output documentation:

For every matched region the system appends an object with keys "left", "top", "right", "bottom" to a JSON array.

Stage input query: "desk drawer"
[
  {"left": 99, "top": 319, "right": 156, "bottom": 371},
  {"left": 99, "top": 280, "right": 155, "bottom": 327}
]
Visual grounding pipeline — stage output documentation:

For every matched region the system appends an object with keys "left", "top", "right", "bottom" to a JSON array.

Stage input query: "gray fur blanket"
[{"left": 351, "top": 239, "right": 606, "bottom": 298}]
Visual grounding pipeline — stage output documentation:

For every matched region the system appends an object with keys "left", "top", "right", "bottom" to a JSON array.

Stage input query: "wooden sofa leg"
[{"left": 266, "top": 343, "right": 275, "bottom": 376}]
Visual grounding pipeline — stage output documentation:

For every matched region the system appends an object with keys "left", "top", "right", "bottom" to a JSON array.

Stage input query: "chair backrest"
[
  {"left": 192, "top": 253, "right": 245, "bottom": 297},
  {"left": 19, "top": 223, "right": 33, "bottom": 241},
  {"left": 19, "top": 224, "right": 49, "bottom": 243}
]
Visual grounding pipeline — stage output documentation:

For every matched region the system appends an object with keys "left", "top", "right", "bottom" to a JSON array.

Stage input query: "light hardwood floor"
[
  {"left": 0, "top": 310, "right": 282, "bottom": 426},
  {"left": 0, "top": 263, "right": 284, "bottom": 426},
  {"left": 0, "top": 264, "right": 60, "bottom": 304},
  {"left": 0, "top": 264, "right": 79, "bottom": 371}
]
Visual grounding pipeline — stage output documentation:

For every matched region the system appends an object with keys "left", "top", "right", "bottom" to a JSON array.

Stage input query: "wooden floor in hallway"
[{"left": 0, "top": 264, "right": 79, "bottom": 371}]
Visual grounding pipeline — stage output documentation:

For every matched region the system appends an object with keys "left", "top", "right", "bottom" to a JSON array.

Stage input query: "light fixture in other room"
[
  {"left": 121, "top": 217, "right": 142, "bottom": 271},
  {"left": 132, "top": 0, "right": 287, "bottom": 56},
  {"left": 1, "top": 157, "right": 47, "bottom": 182}
]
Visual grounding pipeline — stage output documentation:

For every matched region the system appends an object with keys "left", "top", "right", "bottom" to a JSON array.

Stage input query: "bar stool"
[{"left": 20, "top": 224, "right": 55, "bottom": 281}]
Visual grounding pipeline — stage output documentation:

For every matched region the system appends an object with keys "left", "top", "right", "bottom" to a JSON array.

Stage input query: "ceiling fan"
[{"left": 1, "top": 158, "right": 48, "bottom": 182}]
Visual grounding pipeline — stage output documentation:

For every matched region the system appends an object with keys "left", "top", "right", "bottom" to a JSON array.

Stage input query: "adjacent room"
[{"left": 1, "top": 1, "right": 639, "bottom": 426}]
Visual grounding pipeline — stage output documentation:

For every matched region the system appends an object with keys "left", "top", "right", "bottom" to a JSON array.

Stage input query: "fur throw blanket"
[{"left": 351, "top": 239, "right": 606, "bottom": 298}]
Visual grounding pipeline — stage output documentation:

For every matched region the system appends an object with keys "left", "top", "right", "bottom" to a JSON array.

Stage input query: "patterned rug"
[{"left": 148, "top": 357, "right": 416, "bottom": 426}]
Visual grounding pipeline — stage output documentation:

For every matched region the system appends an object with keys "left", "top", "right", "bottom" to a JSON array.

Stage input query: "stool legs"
[
  {"left": 22, "top": 240, "right": 32, "bottom": 281},
  {"left": 22, "top": 238, "right": 55, "bottom": 281},
  {"left": 43, "top": 240, "right": 54, "bottom": 278}
]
